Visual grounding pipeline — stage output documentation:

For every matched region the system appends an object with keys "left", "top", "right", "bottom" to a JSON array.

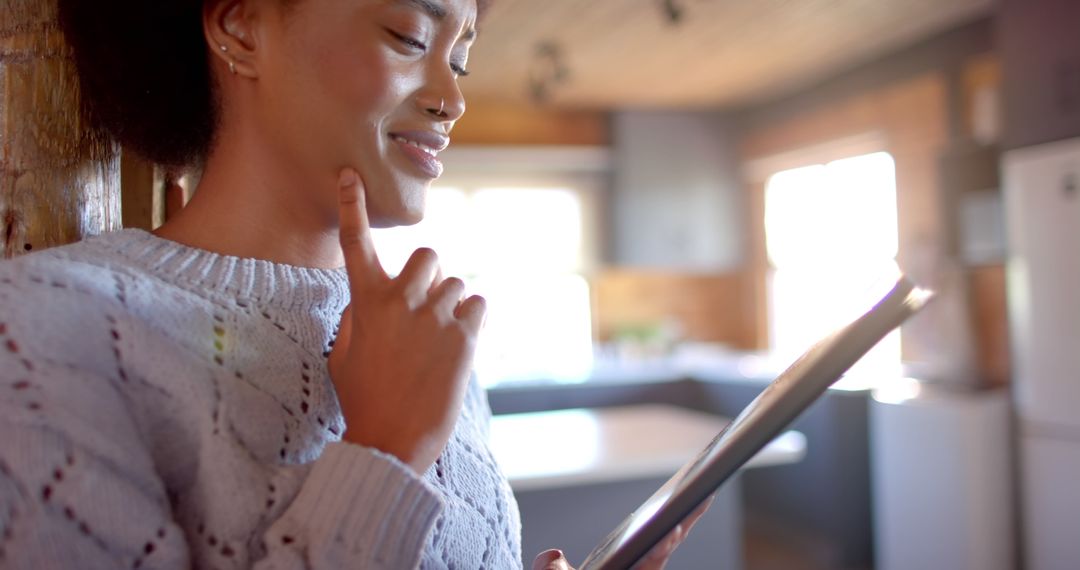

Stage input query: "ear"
[{"left": 203, "top": 0, "right": 260, "bottom": 78}]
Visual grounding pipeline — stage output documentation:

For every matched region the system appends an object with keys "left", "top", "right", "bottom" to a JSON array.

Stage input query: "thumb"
[{"left": 533, "top": 549, "right": 572, "bottom": 570}]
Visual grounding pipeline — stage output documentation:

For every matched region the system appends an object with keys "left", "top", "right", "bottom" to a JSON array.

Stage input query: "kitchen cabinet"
[
  {"left": 1000, "top": 0, "right": 1080, "bottom": 149},
  {"left": 611, "top": 111, "right": 744, "bottom": 270}
]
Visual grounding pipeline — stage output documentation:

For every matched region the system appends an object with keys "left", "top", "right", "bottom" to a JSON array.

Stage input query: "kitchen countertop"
[{"left": 490, "top": 403, "right": 807, "bottom": 492}]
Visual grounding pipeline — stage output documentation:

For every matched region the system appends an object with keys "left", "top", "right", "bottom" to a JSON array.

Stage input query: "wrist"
[{"left": 340, "top": 422, "right": 435, "bottom": 474}]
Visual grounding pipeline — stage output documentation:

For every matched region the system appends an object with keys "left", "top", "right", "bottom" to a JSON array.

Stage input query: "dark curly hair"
[{"left": 57, "top": 0, "right": 492, "bottom": 168}]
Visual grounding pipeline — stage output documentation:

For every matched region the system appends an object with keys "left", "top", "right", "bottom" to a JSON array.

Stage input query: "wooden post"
[
  {"left": 120, "top": 153, "right": 165, "bottom": 232},
  {"left": 0, "top": 0, "right": 121, "bottom": 259}
]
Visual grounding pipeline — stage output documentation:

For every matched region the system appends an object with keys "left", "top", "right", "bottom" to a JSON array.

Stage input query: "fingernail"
[
  {"left": 338, "top": 168, "right": 358, "bottom": 188},
  {"left": 534, "top": 549, "right": 563, "bottom": 569}
]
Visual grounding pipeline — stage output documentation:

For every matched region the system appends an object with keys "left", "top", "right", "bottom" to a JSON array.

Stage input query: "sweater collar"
[{"left": 90, "top": 228, "right": 350, "bottom": 312}]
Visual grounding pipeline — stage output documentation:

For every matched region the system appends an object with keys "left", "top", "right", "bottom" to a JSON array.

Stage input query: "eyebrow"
[
  {"left": 395, "top": 0, "right": 477, "bottom": 41},
  {"left": 400, "top": 0, "right": 446, "bottom": 19}
]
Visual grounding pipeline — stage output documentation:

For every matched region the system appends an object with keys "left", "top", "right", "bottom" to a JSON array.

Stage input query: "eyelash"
[{"left": 388, "top": 30, "right": 470, "bottom": 77}]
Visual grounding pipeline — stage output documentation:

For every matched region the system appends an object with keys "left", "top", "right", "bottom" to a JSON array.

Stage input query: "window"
[
  {"left": 764, "top": 151, "right": 901, "bottom": 388},
  {"left": 371, "top": 174, "right": 600, "bottom": 387}
]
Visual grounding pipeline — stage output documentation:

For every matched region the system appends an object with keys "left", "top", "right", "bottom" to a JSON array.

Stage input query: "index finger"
[{"left": 337, "top": 168, "right": 387, "bottom": 288}]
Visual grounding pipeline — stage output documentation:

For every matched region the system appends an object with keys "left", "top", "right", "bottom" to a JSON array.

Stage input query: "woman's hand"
[
  {"left": 328, "top": 168, "right": 486, "bottom": 474},
  {"left": 531, "top": 497, "right": 713, "bottom": 570}
]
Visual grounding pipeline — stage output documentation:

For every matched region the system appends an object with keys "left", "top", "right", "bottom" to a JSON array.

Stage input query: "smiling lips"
[{"left": 389, "top": 130, "right": 449, "bottom": 179}]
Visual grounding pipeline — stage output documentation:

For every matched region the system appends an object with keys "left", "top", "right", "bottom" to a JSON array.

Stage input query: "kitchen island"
[{"left": 490, "top": 404, "right": 806, "bottom": 569}]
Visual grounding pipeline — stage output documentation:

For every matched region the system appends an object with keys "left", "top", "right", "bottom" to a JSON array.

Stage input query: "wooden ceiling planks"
[{"left": 462, "top": 0, "right": 994, "bottom": 110}]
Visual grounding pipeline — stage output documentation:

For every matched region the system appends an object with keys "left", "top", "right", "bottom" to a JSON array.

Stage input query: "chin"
[
  {"left": 369, "top": 212, "right": 423, "bottom": 229},
  {"left": 369, "top": 191, "right": 427, "bottom": 228},
  {"left": 391, "top": 209, "right": 425, "bottom": 227},
  {"left": 397, "top": 179, "right": 431, "bottom": 225}
]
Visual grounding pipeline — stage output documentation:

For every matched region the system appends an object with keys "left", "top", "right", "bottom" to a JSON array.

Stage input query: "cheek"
[
  {"left": 318, "top": 42, "right": 400, "bottom": 122},
  {"left": 307, "top": 50, "right": 412, "bottom": 184},
  {"left": 301, "top": 35, "right": 426, "bottom": 224}
]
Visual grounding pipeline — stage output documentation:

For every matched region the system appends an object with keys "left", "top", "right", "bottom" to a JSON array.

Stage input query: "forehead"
[
  {"left": 387, "top": 0, "right": 477, "bottom": 22},
  {"left": 384, "top": 0, "right": 477, "bottom": 39}
]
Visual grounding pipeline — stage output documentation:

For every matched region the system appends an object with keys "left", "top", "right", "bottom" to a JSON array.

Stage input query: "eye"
[
  {"left": 386, "top": 26, "right": 469, "bottom": 77},
  {"left": 450, "top": 63, "right": 470, "bottom": 77},
  {"left": 387, "top": 29, "right": 427, "bottom": 53}
]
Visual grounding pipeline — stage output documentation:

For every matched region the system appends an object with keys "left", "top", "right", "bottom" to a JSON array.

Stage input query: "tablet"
[{"left": 578, "top": 276, "right": 933, "bottom": 570}]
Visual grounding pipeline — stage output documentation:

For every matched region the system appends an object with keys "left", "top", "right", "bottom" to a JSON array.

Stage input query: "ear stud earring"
[{"left": 219, "top": 45, "right": 236, "bottom": 74}]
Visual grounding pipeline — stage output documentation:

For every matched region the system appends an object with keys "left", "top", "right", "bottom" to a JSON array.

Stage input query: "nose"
[{"left": 417, "top": 64, "right": 466, "bottom": 123}]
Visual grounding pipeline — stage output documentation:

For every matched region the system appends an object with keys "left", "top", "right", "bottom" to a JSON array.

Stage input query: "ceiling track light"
[
  {"left": 528, "top": 41, "right": 570, "bottom": 104},
  {"left": 661, "top": 0, "right": 684, "bottom": 25}
]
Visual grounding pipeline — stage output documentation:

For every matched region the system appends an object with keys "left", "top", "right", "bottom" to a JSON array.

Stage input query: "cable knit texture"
[{"left": 0, "top": 229, "right": 522, "bottom": 569}]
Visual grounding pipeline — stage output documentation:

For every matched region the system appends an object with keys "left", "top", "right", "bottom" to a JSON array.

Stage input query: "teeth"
[{"left": 391, "top": 135, "right": 438, "bottom": 157}]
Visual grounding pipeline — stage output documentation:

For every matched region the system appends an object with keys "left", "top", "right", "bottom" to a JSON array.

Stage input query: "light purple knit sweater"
[{"left": 0, "top": 229, "right": 521, "bottom": 569}]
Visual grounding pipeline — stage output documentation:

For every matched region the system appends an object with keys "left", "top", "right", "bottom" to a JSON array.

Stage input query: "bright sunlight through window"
[
  {"left": 371, "top": 186, "right": 594, "bottom": 387},
  {"left": 764, "top": 152, "right": 901, "bottom": 389}
]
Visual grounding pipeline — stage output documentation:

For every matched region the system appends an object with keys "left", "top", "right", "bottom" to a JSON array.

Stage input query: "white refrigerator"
[{"left": 1004, "top": 136, "right": 1080, "bottom": 570}]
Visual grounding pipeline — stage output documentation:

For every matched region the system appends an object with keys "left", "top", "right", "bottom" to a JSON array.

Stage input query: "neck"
[{"left": 154, "top": 125, "right": 344, "bottom": 269}]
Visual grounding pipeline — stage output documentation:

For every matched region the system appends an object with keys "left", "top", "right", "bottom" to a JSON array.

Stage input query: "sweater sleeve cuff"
[{"left": 269, "top": 441, "right": 443, "bottom": 568}]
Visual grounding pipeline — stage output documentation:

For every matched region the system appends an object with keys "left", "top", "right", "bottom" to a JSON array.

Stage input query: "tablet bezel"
[{"left": 578, "top": 277, "right": 931, "bottom": 570}]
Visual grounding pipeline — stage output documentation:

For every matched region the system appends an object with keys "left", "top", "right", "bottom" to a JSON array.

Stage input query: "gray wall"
[{"left": 610, "top": 111, "right": 744, "bottom": 271}]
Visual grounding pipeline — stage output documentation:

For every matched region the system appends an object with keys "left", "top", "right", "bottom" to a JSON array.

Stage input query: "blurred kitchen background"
[{"left": 6, "top": 0, "right": 1080, "bottom": 568}]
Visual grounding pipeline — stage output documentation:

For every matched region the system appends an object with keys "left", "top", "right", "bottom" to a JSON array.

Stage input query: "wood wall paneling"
[
  {"left": 739, "top": 72, "right": 992, "bottom": 384},
  {"left": 968, "top": 264, "right": 1010, "bottom": 387},
  {"left": 0, "top": 0, "right": 120, "bottom": 257},
  {"left": 739, "top": 50, "right": 1011, "bottom": 386},
  {"left": 451, "top": 100, "right": 610, "bottom": 146},
  {"left": 592, "top": 269, "right": 755, "bottom": 350},
  {"left": 961, "top": 53, "right": 1002, "bottom": 143}
]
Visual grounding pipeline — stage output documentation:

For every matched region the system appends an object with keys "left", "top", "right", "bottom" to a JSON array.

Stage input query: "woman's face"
[{"left": 252, "top": 0, "right": 477, "bottom": 228}]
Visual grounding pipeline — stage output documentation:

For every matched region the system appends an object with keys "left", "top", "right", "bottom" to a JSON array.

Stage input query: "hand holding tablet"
[{"left": 535, "top": 276, "right": 932, "bottom": 570}]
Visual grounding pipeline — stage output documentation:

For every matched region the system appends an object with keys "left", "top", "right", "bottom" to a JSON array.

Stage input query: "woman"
[{"left": 0, "top": 0, "right": 695, "bottom": 568}]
